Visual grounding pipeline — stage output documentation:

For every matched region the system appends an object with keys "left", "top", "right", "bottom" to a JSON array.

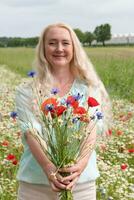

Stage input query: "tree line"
[{"left": 0, "top": 23, "right": 111, "bottom": 47}]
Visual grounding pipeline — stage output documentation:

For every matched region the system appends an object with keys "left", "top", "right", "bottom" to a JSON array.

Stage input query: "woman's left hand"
[{"left": 59, "top": 156, "right": 89, "bottom": 190}]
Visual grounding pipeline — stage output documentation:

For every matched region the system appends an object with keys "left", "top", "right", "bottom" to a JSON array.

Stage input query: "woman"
[{"left": 16, "top": 22, "right": 111, "bottom": 200}]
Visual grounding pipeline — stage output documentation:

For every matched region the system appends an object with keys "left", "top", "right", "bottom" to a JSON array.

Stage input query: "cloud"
[
  {"left": 0, "top": 0, "right": 58, "bottom": 7},
  {"left": 0, "top": 0, "right": 134, "bottom": 36}
]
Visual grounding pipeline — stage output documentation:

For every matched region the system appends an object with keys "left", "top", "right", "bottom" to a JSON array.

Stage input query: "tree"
[
  {"left": 84, "top": 31, "right": 95, "bottom": 46},
  {"left": 74, "top": 28, "right": 85, "bottom": 44},
  {"left": 94, "top": 23, "right": 111, "bottom": 46}
]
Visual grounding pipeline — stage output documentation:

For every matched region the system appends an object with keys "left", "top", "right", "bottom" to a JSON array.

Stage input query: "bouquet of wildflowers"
[{"left": 14, "top": 71, "right": 103, "bottom": 200}]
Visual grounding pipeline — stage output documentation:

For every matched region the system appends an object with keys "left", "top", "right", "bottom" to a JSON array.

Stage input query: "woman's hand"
[
  {"left": 43, "top": 162, "right": 69, "bottom": 192},
  {"left": 59, "top": 155, "right": 89, "bottom": 190}
]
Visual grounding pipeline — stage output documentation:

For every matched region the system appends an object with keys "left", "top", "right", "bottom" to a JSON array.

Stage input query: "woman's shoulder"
[{"left": 16, "top": 80, "right": 33, "bottom": 97}]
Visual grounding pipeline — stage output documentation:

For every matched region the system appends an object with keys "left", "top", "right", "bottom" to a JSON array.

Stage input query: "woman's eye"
[
  {"left": 63, "top": 43, "right": 70, "bottom": 45},
  {"left": 49, "top": 42, "right": 55, "bottom": 45}
]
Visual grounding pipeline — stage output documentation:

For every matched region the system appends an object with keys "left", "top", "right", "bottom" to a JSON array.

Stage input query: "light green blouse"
[{"left": 16, "top": 79, "right": 103, "bottom": 185}]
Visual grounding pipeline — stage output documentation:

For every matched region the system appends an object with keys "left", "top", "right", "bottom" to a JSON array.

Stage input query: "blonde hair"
[{"left": 35, "top": 22, "right": 112, "bottom": 132}]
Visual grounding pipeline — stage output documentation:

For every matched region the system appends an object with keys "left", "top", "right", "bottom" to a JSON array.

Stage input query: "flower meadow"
[{"left": 0, "top": 66, "right": 134, "bottom": 200}]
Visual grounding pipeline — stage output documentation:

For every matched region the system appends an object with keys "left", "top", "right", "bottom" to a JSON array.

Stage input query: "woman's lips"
[{"left": 53, "top": 55, "right": 65, "bottom": 57}]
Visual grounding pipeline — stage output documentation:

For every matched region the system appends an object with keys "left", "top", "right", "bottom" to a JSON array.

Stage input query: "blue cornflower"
[
  {"left": 45, "top": 104, "right": 54, "bottom": 111},
  {"left": 96, "top": 111, "right": 103, "bottom": 120},
  {"left": 72, "top": 117, "right": 79, "bottom": 123},
  {"left": 27, "top": 70, "right": 36, "bottom": 78},
  {"left": 10, "top": 111, "right": 18, "bottom": 119},
  {"left": 51, "top": 88, "right": 59, "bottom": 95},
  {"left": 73, "top": 93, "right": 83, "bottom": 101}
]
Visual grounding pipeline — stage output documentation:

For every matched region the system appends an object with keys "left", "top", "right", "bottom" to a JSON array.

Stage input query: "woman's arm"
[{"left": 25, "top": 131, "right": 67, "bottom": 191}]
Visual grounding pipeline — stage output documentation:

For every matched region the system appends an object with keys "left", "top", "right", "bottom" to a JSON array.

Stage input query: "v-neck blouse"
[{"left": 16, "top": 79, "right": 103, "bottom": 185}]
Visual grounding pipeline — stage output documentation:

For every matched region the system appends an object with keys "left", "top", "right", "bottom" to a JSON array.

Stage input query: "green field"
[
  {"left": 0, "top": 47, "right": 134, "bottom": 200},
  {"left": 0, "top": 47, "right": 134, "bottom": 101}
]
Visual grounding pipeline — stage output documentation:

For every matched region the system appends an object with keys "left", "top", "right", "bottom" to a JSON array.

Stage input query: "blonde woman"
[{"left": 16, "top": 23, "right": 111, "bottom": 200}]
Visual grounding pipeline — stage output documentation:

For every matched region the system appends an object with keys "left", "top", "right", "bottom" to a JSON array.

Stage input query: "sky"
[{"left": 0, "top": 0, "right": 134, "bottom": 37}]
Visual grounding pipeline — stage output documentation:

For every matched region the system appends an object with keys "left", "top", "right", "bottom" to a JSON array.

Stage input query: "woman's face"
[{"left": 44, "top": 27, "right": 73, "bottom": 69}]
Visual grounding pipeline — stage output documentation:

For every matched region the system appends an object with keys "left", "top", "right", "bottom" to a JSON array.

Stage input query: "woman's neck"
[
  {"left": 51, "top": 67, "right": 75, "bottom": 97},
  {"left": 52, "top": 67, "right": 74, "bottom": 85}
]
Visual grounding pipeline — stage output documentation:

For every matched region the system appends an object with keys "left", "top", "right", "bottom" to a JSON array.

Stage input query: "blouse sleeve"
[{"left": 15, "top": 83, "right": 42, "bottom": 137}]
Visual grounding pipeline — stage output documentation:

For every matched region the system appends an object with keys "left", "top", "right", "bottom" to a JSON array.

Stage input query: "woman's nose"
[{"left": 56, "top": 43, "right": 63, "bottom": 51}]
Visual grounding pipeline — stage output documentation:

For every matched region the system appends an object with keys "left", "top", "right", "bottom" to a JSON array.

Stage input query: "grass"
[
  {"left": 0, "top": 67, "right": 133, "bottom": 200},
  {"left": 0, "top": 47, "right": 134, "bottom": 199},
  {"left": 0, "top": 47, "right": 134, "bottom": 101},
  {"left": 0, "top": 47, "right": 34, "bottom": 76}
]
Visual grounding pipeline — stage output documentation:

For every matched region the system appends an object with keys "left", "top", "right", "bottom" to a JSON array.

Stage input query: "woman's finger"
[
  {"left": 53, "top": 179, "right": 66, "bottom": 190},
  {"left": 50, "top": 182, "right": 60, "bottom": 192},
  {"left": 59, "top": 165, "right": 79, "bottom": 173},
  {"left": 66, "top": 177, "right": 79, "bottom": 190},
  {"left": 62, "top": 172, "right": 78, "bottom": 182}
]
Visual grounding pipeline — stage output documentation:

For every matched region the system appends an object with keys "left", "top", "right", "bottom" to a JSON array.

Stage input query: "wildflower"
[
  {"left": 121, "top": 163, "right": 128, "bottom": 171},
  {"left": 87, "top": 97, "right": 99, "bottom": 107},
  {"left": 128, "top": 149, "right": 134, "bottom": 153},
  {"left": 12, "top": 160, "right": 18, "bottom": 165},
  {"left": 1, "top": 140, "right": 9, "bottom": 146},
  {"left": 106, "top": 129, "right": 112, "bottom": 136},
  {"left": 27, "top": 70, "right": 36, "bottom": 77},
  {"left": 96, "top": 111, "right": 103, "bottom": 120},
  {"left": 73, "top": 107, "right": 86, "bottom": 115},
  {"left": 45, "top": 104, "right": 54, "bottom": 112},
  {"left": 72, "top": 117, "right": 79, "bottom": 123},
  {"left": 66, "top": 95, "right": 79, "bottom": 108},
  {"left": 6, "top": 154, "right": 16, "bottom": 161},
  {"left": 73, "top": 93, "right": 83, "bottom": 101},
  {"left": 116, "top": 130, "right": 123, "bottom": 136},
  {"left": 41, "top": 98, "right": 58, "bottom": 114},
  {"left": 80, "top": 115, "right": 89, "bottom": 123},
  {"left": 51, "top": 88, "right": 59, "bottom": 95},
  {"left": 51, "top": 106, "right": 67, "bottom": 117},
  {"left": 10, "top": 111, "right": 17, "bottom": 119}
]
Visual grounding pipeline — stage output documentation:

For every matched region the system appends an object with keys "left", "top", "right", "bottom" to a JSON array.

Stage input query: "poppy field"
[{"left": 0, "top": 47, "right": 134, "bottom": 200}]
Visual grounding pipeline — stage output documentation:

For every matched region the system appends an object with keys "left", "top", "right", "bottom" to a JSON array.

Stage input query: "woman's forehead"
[{"left": 45, "top": 27, "right": 72, "bottom": 41}]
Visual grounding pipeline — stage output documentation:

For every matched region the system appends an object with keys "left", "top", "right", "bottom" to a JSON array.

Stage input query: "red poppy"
[
  {"left": 73, "top": 107, "right": 87, "bottom": 115},
  {"left": 121, "top": 164, "right": 128, "bottom": 170},
  {"left": 119, "top": 112, "right": 132, "bottom": 122},
  {"left": 80, "top": 115, "right": 89, "bottom": 123},
  {"left": 1, "top": 140, "right": 9, "bottom": 146},
  {"left": 67, "top": 96, "right": 79, "bottom": 109},
  {"left": 106, "top": 129, "right": 112, "bottom": 136},
  {"left": 87, "top": 97, "right": 99, "bottom": 107},
  {"left": 128, "top": 149, "right": 134, "bottom": 153},
  {"left": 12, "top": 160, "right": 18, "bottom": 165},
  {"left": 6, "top": 154, "right": 16, "bottom": 161},
  {"left": 116, "top": 130, "right": 123, "bottom": 136},
  {"left": 41, "top": 98, "right": 58, "bottom": 114},
  {"left": 51, "top": 106, "right": 67, "bottom": 117}
]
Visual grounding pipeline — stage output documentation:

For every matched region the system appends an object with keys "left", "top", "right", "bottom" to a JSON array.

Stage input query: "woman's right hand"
[{"left": 43, "top": 162, "right": 68, "bottom": 192}]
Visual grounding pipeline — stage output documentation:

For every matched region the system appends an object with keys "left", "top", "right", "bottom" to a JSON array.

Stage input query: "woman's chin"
[{"left": 52, "top": 61, "right": 69, "bottom": 68}]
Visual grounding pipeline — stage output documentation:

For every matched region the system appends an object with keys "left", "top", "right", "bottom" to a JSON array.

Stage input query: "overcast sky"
[{"left": 0, "top": 0, "right": 133, "bottom": 37}]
